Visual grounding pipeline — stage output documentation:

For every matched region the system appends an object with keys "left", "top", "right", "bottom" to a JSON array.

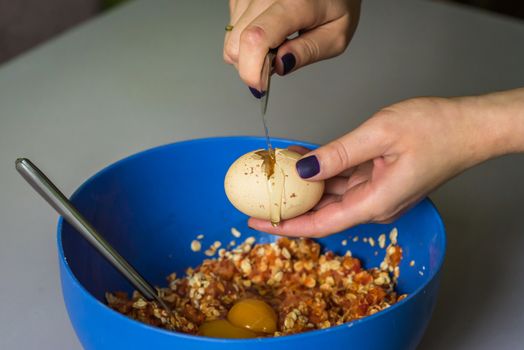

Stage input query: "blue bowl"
[{"left": 58, "top": 136, "right": 446, "bottom": 350}]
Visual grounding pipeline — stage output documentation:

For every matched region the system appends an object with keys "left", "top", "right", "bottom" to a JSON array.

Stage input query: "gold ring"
[{"left": 225, "top": 24, "right": 234, "bottom": 32}]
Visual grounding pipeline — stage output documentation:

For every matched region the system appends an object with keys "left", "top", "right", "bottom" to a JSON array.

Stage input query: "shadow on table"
[{"left": 417, "top": 155, "right": 524, "bottom": 349}]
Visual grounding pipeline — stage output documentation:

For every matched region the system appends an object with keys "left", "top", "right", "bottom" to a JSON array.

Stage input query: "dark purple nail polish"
[
  {"left": 296, "top": 155, "right": 320, "bottom": 179},
  {"left": 281, "top": 53, "right": 296, "bottom": 75},
  {"left": 249, "top": 87, "right": 266, "bottom": 99}
]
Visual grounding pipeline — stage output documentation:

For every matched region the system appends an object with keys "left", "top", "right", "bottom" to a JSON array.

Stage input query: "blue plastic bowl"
[{"left": 58, "top": 136, "right": 446, "bottom": 350}]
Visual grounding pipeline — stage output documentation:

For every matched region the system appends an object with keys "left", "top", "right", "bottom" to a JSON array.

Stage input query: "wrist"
[{"left": 453, "top": 88, "right": 524, "bottom": 164}]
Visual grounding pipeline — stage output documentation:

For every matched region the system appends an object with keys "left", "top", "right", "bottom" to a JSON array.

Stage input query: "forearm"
[{"left": 455, "top": 87, "right": 524, "bottom": 165}]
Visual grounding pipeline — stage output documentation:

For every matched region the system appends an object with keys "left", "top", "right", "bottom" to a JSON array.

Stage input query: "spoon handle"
[
  {"left": 260, "top": 48, "right": 277, "bottom": 116},
  {"left": 15, "top": 158, "right": 171, "bottom": 313}
]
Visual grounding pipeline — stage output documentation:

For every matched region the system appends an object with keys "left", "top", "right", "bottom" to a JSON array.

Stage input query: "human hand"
[
  {"left": 224, "top": 0, "right": 361, "bottom": 96},
  {"left": 248, "top": 90, "right": 524, "bottom": 236}
]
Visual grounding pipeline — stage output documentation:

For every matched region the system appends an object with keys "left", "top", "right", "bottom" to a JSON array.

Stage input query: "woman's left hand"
[{"left": 248, "top": 90, "right": 524, "bottom": 237}]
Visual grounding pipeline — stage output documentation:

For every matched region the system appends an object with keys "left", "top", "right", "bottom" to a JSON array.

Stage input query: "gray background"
[{"left": 1, "top": 0, "right": 523, "bottom": 348}]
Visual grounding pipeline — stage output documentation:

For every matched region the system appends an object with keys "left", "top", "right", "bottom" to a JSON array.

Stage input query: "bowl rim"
[{"left": 57, "top": 135, "right": 447, "bottom": 344}]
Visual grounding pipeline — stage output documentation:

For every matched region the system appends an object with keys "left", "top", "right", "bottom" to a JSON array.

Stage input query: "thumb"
[{"left": 296, "top": 121, "right": 389, "bottom": 180}]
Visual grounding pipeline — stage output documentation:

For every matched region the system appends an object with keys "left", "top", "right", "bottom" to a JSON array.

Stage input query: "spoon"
[{"left": 15, "top": 158, "right": 173, "bottom": 316}]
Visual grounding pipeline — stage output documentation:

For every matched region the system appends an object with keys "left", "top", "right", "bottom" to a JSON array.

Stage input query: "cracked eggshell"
[{"left": 224, "top": 148, "right": 324, "bottom": 221}]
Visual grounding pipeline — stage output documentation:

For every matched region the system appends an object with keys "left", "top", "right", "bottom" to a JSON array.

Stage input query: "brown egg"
[{"left": 224, "top": 149, "right": 324, "bottom": 224}]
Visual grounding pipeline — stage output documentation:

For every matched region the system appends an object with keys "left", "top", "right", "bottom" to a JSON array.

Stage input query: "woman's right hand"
[{"left": 223, "top": 0, "right": 362, "bottom": 95}]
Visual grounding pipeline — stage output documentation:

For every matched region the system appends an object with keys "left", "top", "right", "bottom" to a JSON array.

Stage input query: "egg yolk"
[
  {"left": 227, "top": 298, "right": 277, "bottom": 333},
  {"left": 198, "top": 298, "right": 278, "bottom": 338},
  {"left": 198, "top": 319, "right": 257, "bottom": 339}
]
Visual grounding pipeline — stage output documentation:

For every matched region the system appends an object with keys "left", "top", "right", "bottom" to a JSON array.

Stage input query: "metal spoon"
[{"left": 15, "top": 158, "right": 173, "bottom": 316}]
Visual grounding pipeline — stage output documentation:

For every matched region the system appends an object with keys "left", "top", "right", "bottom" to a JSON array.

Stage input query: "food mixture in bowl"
[{"left": 106, "top": 234, "right": 404, "bottom": 338}]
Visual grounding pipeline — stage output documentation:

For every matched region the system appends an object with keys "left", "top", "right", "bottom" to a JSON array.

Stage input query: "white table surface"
[{"left": 1, "top": 0, "right": 524, "bottom": 348}]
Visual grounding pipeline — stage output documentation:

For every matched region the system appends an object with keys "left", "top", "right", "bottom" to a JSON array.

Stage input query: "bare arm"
[{"left": 249, "top": 88, "right": 524, "bottom": 236}]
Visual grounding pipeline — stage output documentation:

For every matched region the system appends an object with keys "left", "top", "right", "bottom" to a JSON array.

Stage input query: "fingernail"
[
  {"left": 296, "top": 155, "right": 320, "bottom": 178},
  {"left": 249, "top": 87, "right": 266, "bottom": 99},
  {"left": 281, "top": 53, "right": 296, "bottom": 75}
]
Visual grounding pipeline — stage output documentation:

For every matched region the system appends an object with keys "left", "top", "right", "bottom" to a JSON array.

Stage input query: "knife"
[
  {"left": 260, "top": 49, "right": 278, "bottom": 152},
  {"left": 260, "top": 48, "right": 277, "bottom": 116}
]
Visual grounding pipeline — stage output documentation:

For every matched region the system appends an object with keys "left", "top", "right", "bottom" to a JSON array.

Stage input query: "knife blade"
[{"left": 260, "top": 49, "right": 277, "bottom": 153}]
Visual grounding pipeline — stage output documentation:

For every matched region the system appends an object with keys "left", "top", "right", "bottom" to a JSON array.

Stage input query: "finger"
[
  {"left": 313, "top": 194, "right": 342, "bottom": 210},
  {"left": 229, "top": 0, "right": 236, "bottom": 18},
  {"left": 288, "top": 145, "right": 354, "bottom": 177},
  {"left": 296, "top": 119, "right": 391, "bottom": 181},
  {"left": 339, "top": 168, "right": 355, "bottom": 177},
  {"left": 248, "top": 180, "right": 376, "bottom": 237},
  {"left": 274, "top": 16, "right": 351, "bottom": 76},
  {"left": 224, "top": 0, "right": 271, "bottom": 65},
  {"left": 325, "top": 176, "right": 349, "bottom": 195},
  {"left": 287, "top": 145, "right": 311, "bottom": 155},
  {"left": 230, "top": 0, "right": 251, "bottom": 23},
  {"left": 346, "top": 161, "right": 373, "bottom": 190},
  {"left": 238, "top": 1, "right": 323, "bottom": 89}
]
